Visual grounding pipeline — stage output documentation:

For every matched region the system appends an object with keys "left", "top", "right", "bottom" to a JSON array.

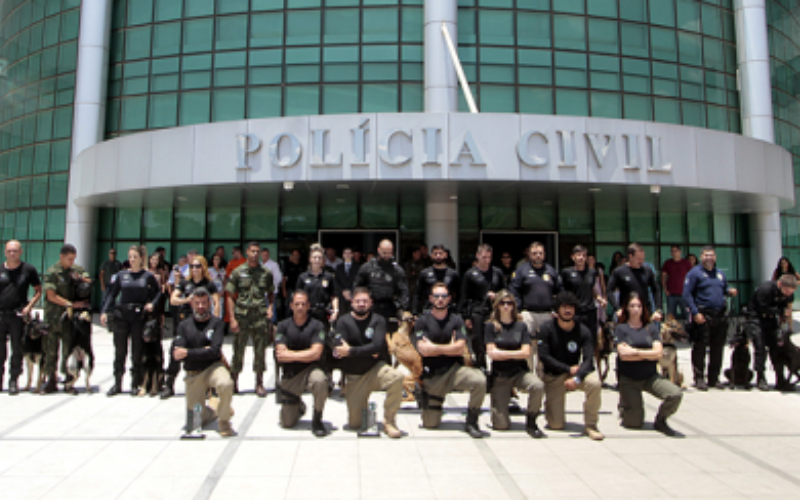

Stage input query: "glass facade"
[
  {"left": 105, "top": 0, "right": 425, "bottom": 138},
  {"left": 769, "top": 0, "right": 800, "bottom": 272},
  {"left": 0, "top": 0, "right": 80, "bottom": 272},
  {"left": 457, "top": 0, "right": 741, "bottom": 131}
]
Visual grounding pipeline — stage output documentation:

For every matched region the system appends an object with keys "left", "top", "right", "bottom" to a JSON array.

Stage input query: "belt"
[{"left": 698, "top": 307, "right": 726, "bottom": 316}]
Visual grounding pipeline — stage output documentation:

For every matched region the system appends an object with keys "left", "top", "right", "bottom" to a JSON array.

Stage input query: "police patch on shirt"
[
  {"left": 567, "top": 340, "right": 578, "bottom": 353},
  {"left": 365, "top": 327, "right": 374, "bottom": 339},
  {"left": 318, "top": 331, "right": 326, "bottom": 340},
  {"left": 717, "top": 273, "right": 723, "bottom": 281},
  {"left": 206, "top": 330, "right": 214, "bottom": 340},
  {"left": 322, "top": 280, "right": 329, "bottom": 288},
  {"left": 543, "top": 274, "right": 551, "bottom": 282},
  {"left": 416, "top": 330, "right": 424, "bottom": 338}
]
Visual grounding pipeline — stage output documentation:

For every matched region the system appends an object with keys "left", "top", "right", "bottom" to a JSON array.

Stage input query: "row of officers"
[{"left": 0, "top": 240, "right": 795, "bottom": 431}]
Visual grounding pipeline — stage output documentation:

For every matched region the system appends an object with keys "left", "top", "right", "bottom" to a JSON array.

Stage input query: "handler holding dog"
[
  {"left": 42, "top": 244, "right": 91, "bottom": 394},
  {"left": 747, "top": 274, "right": 796, "bottom": 391},
  {"left": 0, "top": 240, "right": 42, "bottom": 394},
  {"left": 683, "top": 245, "right": 737, "bottom": 391}
]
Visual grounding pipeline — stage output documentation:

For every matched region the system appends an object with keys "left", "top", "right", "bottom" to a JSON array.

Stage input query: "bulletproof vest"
[{"left": 367, "top": 262, "right": 399, "bottom": 302}]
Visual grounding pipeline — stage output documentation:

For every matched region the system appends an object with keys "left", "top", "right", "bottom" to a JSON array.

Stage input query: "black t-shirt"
[
  {"left": 0, "top": 262, "right": 41, "bottom": 311},
  {"left": 510, "top": 262, "right": 561, "bottom": 312},
  {"left": 607, "top": 264, "right": 662, "bottom": 312},
  {"left": 412, "top": 312, "right": 468, "bottom": 377},
  {"left": 537, "top": 319, "right": 594, "bottom": 380},
  {"left": 173, "top": 316, "right": 225, "bottom": 372},
  {"left": 459, "top": 266, "right": 505, "bottom": 316},
  {"left": 748, "top": 280, "right": 794, "bottom": 317},
  {"left": 102, "top": 270, "right": 161, "bottom": 313},
  {"left": 484, "top": 320, "right": 531, "bottom": 374},
  {"left": 296, "top": 270, "right": 336, "bottom": 310},
  {"left": 414, "top": 266, "right": 461, "bottom": 315},
  {"left": 333, "top": 312, "right": 388, "bottom": 375},
  {"left": 284, "top": 260, "right": 305, "bottom": 294},
  {"left": 560, "top": 267, "right": 598, "bottom": 312},
  {"left": 275, "top": 316, "right": 326, "bottom": 376},
  {"left": 176, "top": 278, "right": 218, "bottom": 315},
  {"left": 614, "top": 323, "right": 661, "bottom": 380}
]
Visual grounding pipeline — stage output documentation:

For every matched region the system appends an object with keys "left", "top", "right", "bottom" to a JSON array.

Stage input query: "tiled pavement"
[{"left": 2, "top": 319, "right": 800, "bottom": 499}]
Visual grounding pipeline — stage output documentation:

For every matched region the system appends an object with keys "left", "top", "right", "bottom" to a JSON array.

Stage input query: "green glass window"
[
  {"left": 115, "top": 207, "right": 142, "bottom": 239},
  {"left": 556, "top": 89, "right": 588, "bottom": 116},
  {"left": 553, "top": 15, "right": 586, "bottom": 50},
  {"left": 149, "top": 93, "right": 178, "bottom": 128},
  {"left": 363, "top": 8, "right": 399, "bottom": 43},
  {"left": 244, "top": 205, "right": 279, "bottom": 240},
  {"left": 479, "top": 9, "right": 514, "bottom": 46},
  {"left": 362, "top": 188, "right": 398, "bottom": 228},
  {"left": 660, "top": 211, "right": 686, "bottom": 242},
  {"left": 677, "top": 0, "right": 700, "bottom": 32},
  {"left": 47, "top": 173, "right": 68, "bottom": 206},
  {"left": 678, "top": 32, "right": 702, "bottom": 66},
  {"left": 286, "top": 10, "right": 321, "bottom": 45},
  {"left": 179, "top": 91, "right": 210, "bottom": 125},
  {"left": 285, "top": 86, "right": 320, "bottom": 116},
  {"left": 46, "top": 209, "right": 65, "bottom": 240},
  {"left": 517, "top": 12, "right": 551, "bottom": 48},
  {"left": 649, "top": 0, "right": 676, "bottom": 27},
  {"left": 591, "top": 92, "right": 621, "bottom": 118},
  {"left": 651, "top": 28, "right": 677, "bottom": 62},
  {"left": 482, "top": 192, "right": 518, "bottom": 229},
  {"left": 183, "top": 19, "right": 214, "bottom": 54},
  {"left": 120, "top": 95, "right": 148, "bottom": 130},
  {"left": 282, "top": 189, "right": 318, "bottom": 233},
  {"left": 143, "top": 208, "right": 173, "bottom": 239},
  {"left": 558, "top": 193, "right": 592, "bottom": 235},
  {"left": 175, "top": 206, "right": 206, "bottom": 239},
  {"left": 628, "top": 199, "right": 657, "bottom": 242},
  {"left": 248, "top": 86, "right": 282, "bottom": 118},
  {"left": 321, "top": 191, "right": 357, "bottom": 228},
  {"left": 212, "top": 89, "right": 245, "bottom": 122},
  {"left": 185, "top": 0, "right": 214, "bottom": 18},
  {"left": 688, "top": 212, "right": 712, "bottom": 243},
  {"left": 125, "top": 26, "right": 152, "bottom": 60},
  {"left": 251, "top": 12, "right": 284, "bottom": 47},
  {"left": 323, "top": 85, "right": 359, "bottom": 114},
  {"left": 207, "top": 206, "right": 241, "bottom": 239},
  {"left": 215, "top": 15, "right": 247, "bottom": 51},
  {"left": 521, "top": 196, "right": 557, "bottom": 231},
  {"left": 151, "top": 57, "right": 180, "bottom": 92},
  {"left": 324, "top": 9, "right": 359, "bottom": 44},
  {"left": 153, "top": 22, "right": 181, "bottom": 57},
  {"left": 594, "top": 193, "right": 626, "bottom": 242},
  {"left": 588, "top": 19, "right": 619, "bottom": 54},
  {"left": 155, "top": 0, "right": 182, "bottom": 21},
  {"left": 619, "top": 0, "right": 647, "bottom": 22}
]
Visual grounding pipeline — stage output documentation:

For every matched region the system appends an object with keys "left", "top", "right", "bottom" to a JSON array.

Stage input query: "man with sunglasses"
[
  {"left": 460, "top": 244, "right": 506, "bottom": 370},
  {"left": 414, "top": 283, "right": 487, "bottom": 438},
  {"left": 413, "top": 244, "right": 460, "bottom": 317}
]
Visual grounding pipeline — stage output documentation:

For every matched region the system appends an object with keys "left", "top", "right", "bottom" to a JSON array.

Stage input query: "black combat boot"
[
  {"left": 0, "top": 375, "right": 3, "bottom": 392},
  {"left": 107, "top": 376, "right": 123, "bottom": 396},
  {"left": 465, "top": 408, "right": 486, "bottom": 439},
  {"left": 9, "top": 378, "right": 19, "bottom": 395},
  {"left": 255, "top": 372, "right": 267, "bottom": 398},
  {"left": 41, "top": 373, "right": 57, "bottom": 394},
  {"left": 654, "top": 416, "right": 678, "bottom": 437},
  {"left": 757, "top": 373, "right": 769, "bottom": 392},
  {"left": 232, "top": 374, "right": 239, "bottom": 395},
  {"left": 694, "top": 370, "right": 708, "bottom": 391},
  {"left": 130, "top": 373, "right": 141, "bottom": 397},
  {"left": 312, "top": 410, "right": 327, "bottom": 437},
  {"left": 160, "top": 375, "right": 175, "bottom": 399},
  {"left": 526, "top": 413, "right": 545, "bottom": 439}
]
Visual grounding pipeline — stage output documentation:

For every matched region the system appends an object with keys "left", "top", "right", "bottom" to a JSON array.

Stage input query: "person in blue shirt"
[{"left": 682, "top": 246, "right": 737, "bottom": 391}]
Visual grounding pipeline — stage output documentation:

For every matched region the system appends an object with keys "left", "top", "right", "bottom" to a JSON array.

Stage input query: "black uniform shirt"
[
  {"left": 414, "top": 266, "right": 461, "bottom": 315},
  {"left": 0, "top": 262, "right": 41, "bottom": 311},
  {"left": 353, "top": 259, "right": 409, "bottom": 314},
  {"left": 333, "top": 312, "right": 388, "bottom": 375},
  {"left": 484, "top": 320, "right": 531, "bottom": 373},
  {"left": 176, "top": 278, "right": 218, "bottom": 316},
  {"left": 173, "top": 316, "right": 225, "bottom": 372},
  {"left": 510, "top": 262, "right": 561, "bottom": 312},
  {"left": 607, "top": 264, "right": 662, "bottom": 312},
  {"left": 748, "top": 280, "right": 794, "bottom": 317},
  {"left": 459, "top": 266, "right": 505, "bottom": 316},
  {"left": 614, "top": 323, "right": 660, "bottom": 380},
  {"left": 296, "top": 270, "right": 336, "bottom": 311},
  {"left": 560, "top": 267, "right": 598, "bottom": 312},
  {"left": 412, "top": 311, "right": 468, "bottom": 376},
  {"left": 537, "top": 319, "right": 594, "bottom": 380},
  {"left": 102, "top": 270, "right": 161, "bottom": 313},
  {"left": 275, "top": 316, "right": 326, "bottom": 376},
  {"left": 284, "top": 260, "right": 305, "bottom": 294}
]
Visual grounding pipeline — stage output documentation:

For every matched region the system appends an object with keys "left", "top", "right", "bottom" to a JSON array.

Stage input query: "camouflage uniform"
[
  {"left": 43, "top": 263, "right": 89, "bottom": 375},
  {"left": 226, "top": 263, "right": 274, "bottom": 374}
]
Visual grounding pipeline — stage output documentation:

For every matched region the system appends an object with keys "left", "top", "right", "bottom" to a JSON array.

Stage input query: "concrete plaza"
[{"left": 1, "top": 321, "right": 799, "bottom": 500}]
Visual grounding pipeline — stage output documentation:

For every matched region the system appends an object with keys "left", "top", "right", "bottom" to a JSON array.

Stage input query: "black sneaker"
[
  {"left": 695, "top": 379, "right": 708, "bottom": 391},
  {"left": 654, "top": 417, "right": 678, "bottom": 437},
  {"left": 757, "top": 379, "right": 769, "bottom": 391}
]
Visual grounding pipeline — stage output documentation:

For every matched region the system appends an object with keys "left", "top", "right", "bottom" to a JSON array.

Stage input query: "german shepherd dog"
[
  {"left": 138, "top": 317, "right": 164, "bottom": 397},
  {"left": 64, "top": 279, "right": 94, "bottom": 395},
  {"left": 659, "top": 316, "right": 688, "bottom": 387},
  {"left": 22, "top": 313, "right": 50, "bottom": 393},
  {"left": 596, "top": 322, "right": 615, "bottom": 384},
  {"left": 775, "top": 324, "right": 800, "bottom": 390},
  {"left": 725, "top": 318, "right": 755, "bottom": 389}
]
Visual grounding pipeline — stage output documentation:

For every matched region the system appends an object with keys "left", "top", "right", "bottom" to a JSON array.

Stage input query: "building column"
[
  {"left": 426, "top": 183, "right": 459, "bottom": 269},
  {"left": 65, "top": 0, "right": 113, "bottom": 269},
  {"left": 424, "top": 0, "right": 458, "bottom": 112},
  {"left": 735, "top": 0, "right": 781, "bottom": 282}
]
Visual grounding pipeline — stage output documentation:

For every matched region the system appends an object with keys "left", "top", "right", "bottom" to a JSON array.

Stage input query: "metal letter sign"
[{"left": 235, "top": 133, "right": 261, "bottom": 171}]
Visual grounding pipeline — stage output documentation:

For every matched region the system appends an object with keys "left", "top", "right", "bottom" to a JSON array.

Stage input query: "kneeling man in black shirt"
[
  {"left": 275, "top": 290, "right": 329, "bottom": 437},
  {"left": 413, "top": 283, "right": 487, "bottom": 438},
  {"left": 333, "top": 287, "right": 404, "bottom": 438},
  {"left": 538, "top": 291, "right": 603, "bottom": 441},
  {"left": 172, "top": 288, "right": 235, "bottom": 437}
]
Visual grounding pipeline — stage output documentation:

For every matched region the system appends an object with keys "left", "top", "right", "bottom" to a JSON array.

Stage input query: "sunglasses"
[
  {"left": 500, "top": 301, "right": 515, "bottom": 307},
  {"left": 431, "top": 293, "right": 449, "bottom": 299},
  {"left": 189, "top": 264, "right": 202, "bottom": 269}
]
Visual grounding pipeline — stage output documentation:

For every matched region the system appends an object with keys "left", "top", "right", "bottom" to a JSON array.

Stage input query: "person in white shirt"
[{"left": 261, "top": 248, "right": 283, "bottom": 321}]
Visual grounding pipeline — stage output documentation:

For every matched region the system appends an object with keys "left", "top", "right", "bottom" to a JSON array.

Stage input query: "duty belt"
[{"left": 698, "top": 307, "right": 726, "bottom": 318}]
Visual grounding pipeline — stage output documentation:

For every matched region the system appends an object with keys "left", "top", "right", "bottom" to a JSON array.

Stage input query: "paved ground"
[{"left": 2, "top": 319, "right": 800, "bottom": 500}]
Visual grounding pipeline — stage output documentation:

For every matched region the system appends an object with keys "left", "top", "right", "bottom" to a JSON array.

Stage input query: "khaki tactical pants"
[
  {"left": 185, "top": 361, "right": 234, "bottom": 424},
  {"left": 491, "top": 370, "right": 544, "bottom": 430},
  {"left": 280, "top": 366, "right": 328, "bottom": 428},
  {"left": 543, "top": 371, "right": 602, "bottom": 428},
  {"left": 421, "top": 364, "right": 486, "bottom": 428},
  {"left": 231, "top": 310, "right": 269, "bottom": 374},
  {"left": 618, "top": 373, "right": 683, "bottom": 428},
  {"left": 522, "top": 311, "right": 552, "bottom": 377},
  {"left": 344, "top": 362, "right": 404, "bottom": 429}
]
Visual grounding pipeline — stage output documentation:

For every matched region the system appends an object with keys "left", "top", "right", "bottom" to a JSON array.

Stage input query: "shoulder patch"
[{"left": 318, "top": 330, "right": 326, "bottom": 340}]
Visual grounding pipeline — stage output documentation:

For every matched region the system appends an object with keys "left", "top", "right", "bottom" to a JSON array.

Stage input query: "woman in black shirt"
[
  {"left": 295, "top": 246, "right": 338, "bottom": 329},
  {"left": 170, "top": 256, "right": 220, "bottom": 321},
  {"left": 615, "top": 292, "right": 683, "bottom": 436},
  {"left": 101, "top": 245, "right": 161, "bottom": 396},
  {"left": 485, "top": 290, "right": 545, "bottom": 438}
]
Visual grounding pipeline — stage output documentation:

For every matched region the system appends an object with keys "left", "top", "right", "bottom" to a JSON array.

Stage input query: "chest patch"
[
  {"left": 567, "top": 341, "right": 578, "bottom": 353},
  {"left": 365, "top": 327, "right": 374, "bottom": 339},
  {"left": 322, "top": 280, "right": 329, "bottom": 288},
  {"left": 543, "top": 274, "right": 551, "bottom": 282},
  {"left": 206, "top": 330, "right": 214, "bottom": 340}
]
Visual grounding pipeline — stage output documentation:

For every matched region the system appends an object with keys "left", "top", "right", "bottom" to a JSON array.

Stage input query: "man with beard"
[
  {"left": 744, "top": 274, "right": 794, "bottom": 391},
  {"left": 332, "top": 287, "right": 404, "bottom": 438},
  {"left": 538, "top": 291, "right": 603, "bottom": 440},
  {"left": 414, "top": 244, "right": 460, "bottom": 316},
  {"left": 683, "top": 246, "right": 738, "bottom": 390},
  {"left": 607, "top": 243, "right": 663, "bottom": 322},
  {"left": 560, "top": 245, "right": 605, "bottom": 343},
  {"left": 414, "top": 283, "right": 487, "bottom": 438},
  {"left": 275, "top": 290, "right": 329, "bottom": 437},
  {"left": 353, "top": 240, "right": 409, "bottom": 335},
  {"left": 460, "top": 244, "right": 505, "bottom": 370},
  {"left": 172, "top": 288, "right": 236, "bottom": 437}
]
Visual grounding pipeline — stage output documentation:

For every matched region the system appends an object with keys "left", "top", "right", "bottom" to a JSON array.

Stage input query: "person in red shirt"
[{"left": 661, "top": 246, "right": 693, "bottom": 320}]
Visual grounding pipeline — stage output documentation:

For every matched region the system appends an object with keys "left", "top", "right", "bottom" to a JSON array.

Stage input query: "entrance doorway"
[
  {"left": 318, "top": 230, "right": 400, "bottom": 260},
  {"left": 480, "top": 231, "right": 559, "bottom": 270}
]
